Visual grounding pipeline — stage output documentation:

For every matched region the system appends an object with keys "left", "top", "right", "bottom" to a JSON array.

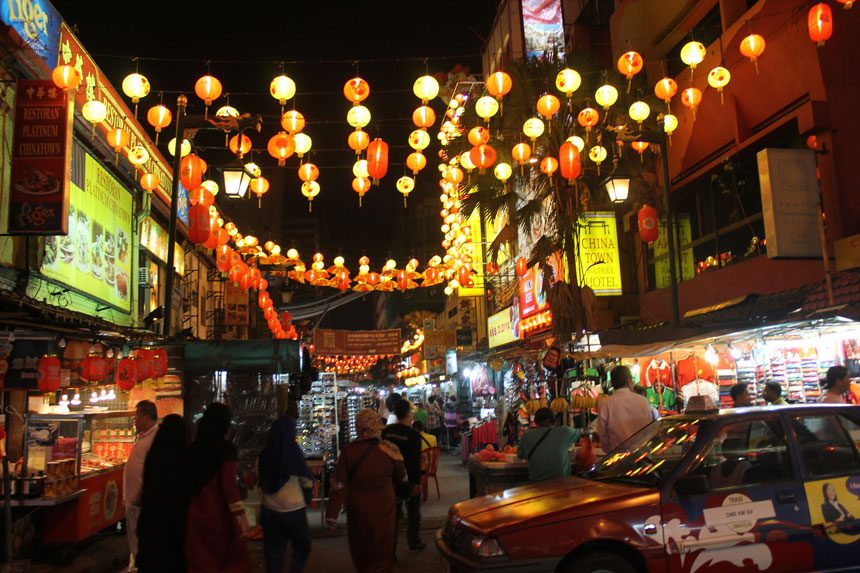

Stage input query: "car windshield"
[{"left": 586, "top": 417, "right": 705, "bottom": 486}]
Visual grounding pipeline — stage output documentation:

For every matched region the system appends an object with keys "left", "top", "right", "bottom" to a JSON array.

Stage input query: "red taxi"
[{"left": 437, "top": 404, "right": 860, "bottom": 573}]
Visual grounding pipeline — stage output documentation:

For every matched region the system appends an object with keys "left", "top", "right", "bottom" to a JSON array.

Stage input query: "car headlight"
[{"left": 471, "top": 536, "right": 506, "bottom": 558}]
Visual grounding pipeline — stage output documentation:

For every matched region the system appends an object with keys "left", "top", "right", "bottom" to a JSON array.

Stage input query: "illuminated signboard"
[
  {"left": 488, "top": 306, "right": 520, "bottom": 348},
  {"left": 519, "top": 264, "right": 550, "bottom": 319},
  {"left": 41, "top": 153, "right": 132, "bottom": 311},
  {"left": 140, "top": 217, "right": 185, "bottom": 275},
  {"left": 575, "top": 211, "right": 622, "bottom": 296},
  {"left": 458, "top": 208, "right": 485, "bottom": 297},
  {"left": 0, "top": 0, "right": 61, "bottom": 68}
]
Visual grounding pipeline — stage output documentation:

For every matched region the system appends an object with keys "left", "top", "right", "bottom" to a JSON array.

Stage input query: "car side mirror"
[{"left": 674, "top": 474, "right": 709, "bottom": 496}]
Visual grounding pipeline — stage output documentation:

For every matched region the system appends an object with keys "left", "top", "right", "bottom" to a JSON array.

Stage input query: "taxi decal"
[{"left": 804, "top": 476, "right": 860, "bottom": 544}]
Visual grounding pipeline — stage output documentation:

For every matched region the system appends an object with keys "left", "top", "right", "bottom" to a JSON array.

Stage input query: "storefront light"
[
  {"left": 604, "top": 174, "right": 630, "bottom": 203},
  {"left": 223, "top": 164, "right": 252, "bottom": 198}
]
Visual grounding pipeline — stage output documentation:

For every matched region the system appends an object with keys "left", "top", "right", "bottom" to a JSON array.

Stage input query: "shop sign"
[
  {"left": 313, "top": 329, "right": 401, "bottom": 357},
  {"left": 41, "top": 153, "right": 132, "bottom": 311},
  {"left": 177, "top": 183, "right": 189, "bottom": 227},
  {"left": 521, "top": 0, "right": 565, "bottom": 59},
  {"left": 139, "top": 217, "right": 185, "bottom": 275},
  {"left": 0, "top": 0, "right": 61, "bottom": 69},
  {"left": 835, "top": 233, "right": 860, "bottom": 271},
  {"left": 8, "top": 79, "right": 73, "bottom": 235},
  {"left": 58, "top": 25, "right": 173, "bottom": 206},
  {"left": 652, "top": 214, "right": 695, "bottom": 288},
  {"left": 575, "top": 211, "right": 622, "bottom": 295},
  {"left": 519, "top": 264, "right": 549, "bottom": 319},
  {"left": 488, "top": 306, "right": 520, "bottom": 348},
  {"left": 425, "top": 329, "right": 456, "bottom": 348},
  {"left": 758, "top": 148, "right": 821, "bottom": 258},
  {"left": 456, "top": 328, "right": 473, "bottom": 347},
  {"left": 459, "top": 208, "right": 485, "bottom": 297},
  {"left": 223, "top": 281, "right": 249, "bottom": 326},
  {"left": 3, "top": 340, "right": 51, "bottom": 389},
  {"left": 445, "top": 348, "right": 458, "bottom": 375}
]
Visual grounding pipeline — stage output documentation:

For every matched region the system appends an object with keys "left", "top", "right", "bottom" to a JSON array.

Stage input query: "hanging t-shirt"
[
  {"left": 676, "top": 356, "right": 716, "bottom": 387},
  {"left": 644, "top": 359, "right": 672, "bottom": 388},
  {"left": 680, "top": 378, "right": 720, "bottom": 408}
]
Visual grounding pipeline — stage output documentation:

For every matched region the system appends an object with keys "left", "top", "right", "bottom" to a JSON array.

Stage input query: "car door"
[
  {"left": 662, "top": 416, "right": 814, "bottom": 573},
  {"left": 789, "top": 409, "right": 860, "bottom": 571}
]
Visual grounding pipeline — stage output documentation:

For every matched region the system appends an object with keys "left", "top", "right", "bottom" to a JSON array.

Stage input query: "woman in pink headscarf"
[{"left": 325, "top": 409, "right": 406, "bottom": 573}]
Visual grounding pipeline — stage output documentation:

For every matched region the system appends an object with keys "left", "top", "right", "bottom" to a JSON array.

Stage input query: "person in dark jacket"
[
  {"left": 821, "top": 482, "right": 854, "bottom": 524},
  {"left": 381, "top": 399, "right": 425, "bottom": 552},
  {"left": 136, "top": 414, "right": 187, "bottom": 573}
]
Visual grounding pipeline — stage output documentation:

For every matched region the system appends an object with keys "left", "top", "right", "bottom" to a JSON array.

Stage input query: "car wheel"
[{"left": 563, "top": 551, "right": 636, "bottom": 573}]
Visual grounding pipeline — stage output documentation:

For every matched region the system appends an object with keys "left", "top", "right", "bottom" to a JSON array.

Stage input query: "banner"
[
  {"left": 140, "top": 217, "right": 185, "bottom": 275},
  {"left": 575, "top": 211, "right": 623, "bottom": 295},
  {"left": 425, "top": 330, "right": 456, "bottom": 348},
  {"left": 459, "top": 208, "right": 485, "bottom": 297},
  {"left": 488, "top": 306, "right": 520, "bottom": 348},
  {"left": 652, "top": 215, "right": 695, "bottom": 288},
  {"left": 519, "top": 264, "right": 549, "bottom": 319},
  {"left": 224, "top": 281, "right": 249, "bottom": 326},
  {"left": 41, "top": 153, "right": 132, "bottom": 310},
  {"left": 521, "top": 0, "right": 565, "bottom": 58},
  {"left": 0, "top": 0, "right": 61, "bottom": 69},
  {"left": 8, "top": 79, "right": 72, "bottom": 234},
  {"left": 314, "top": 329, "right": 401, "bottom": 356}
]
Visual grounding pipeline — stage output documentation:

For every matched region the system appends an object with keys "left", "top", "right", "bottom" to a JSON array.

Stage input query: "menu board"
[{"left": 41, "top": 154, "right": 132, "bottom": 311}]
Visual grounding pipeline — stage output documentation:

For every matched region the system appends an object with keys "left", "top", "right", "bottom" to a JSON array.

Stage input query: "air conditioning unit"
[{"left": 138, "top": 267, "right": 150, "bottom": 286}]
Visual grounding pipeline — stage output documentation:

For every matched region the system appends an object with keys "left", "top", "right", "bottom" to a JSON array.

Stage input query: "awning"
[{"left": 184, "top": 340, "right": 300, "bottom": 373}]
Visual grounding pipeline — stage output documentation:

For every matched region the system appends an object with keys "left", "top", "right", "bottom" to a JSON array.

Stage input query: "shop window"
[
  {"left": 793, "top": 415, "right": 860, "bottom": 478},
  {"left": 686, "top": 418, "right": 792, "bottom": 489}
]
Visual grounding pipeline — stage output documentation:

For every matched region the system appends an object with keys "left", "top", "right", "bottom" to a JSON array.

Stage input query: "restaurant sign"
[
  {"left": 8, "top": 79, "right": 73, "bottom": 235},
  {"left": 0, "top": 0, "right": 61, "bottom": 69},
  {"left": 575, "top": 211, "right": 622, "bottom": 295},
  {"left": 488, "top": 306, "right": 520, "bottom": 348},
  {"left": 314, "top": 329, "right": 401, "bottom": 357}
]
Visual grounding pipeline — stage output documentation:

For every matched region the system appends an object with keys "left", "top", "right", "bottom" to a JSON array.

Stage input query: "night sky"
[{"left": 51, "top": 1, "right": 500, "bottom": 328}]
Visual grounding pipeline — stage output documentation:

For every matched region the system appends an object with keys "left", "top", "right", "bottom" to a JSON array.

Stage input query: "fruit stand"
[{"left": 467, "top": 444, "right": 582, "bottom": 497}]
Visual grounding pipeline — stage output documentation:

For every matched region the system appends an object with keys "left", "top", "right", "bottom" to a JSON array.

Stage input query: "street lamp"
[
  {"left": 604, "top": 172, "right": 630, "bottom": 203},
  {"left": 223, "top": 163, "right": 252, "bottom": 198}
]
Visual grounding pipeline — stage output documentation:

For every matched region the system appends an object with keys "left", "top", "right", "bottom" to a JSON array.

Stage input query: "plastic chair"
[{"left": 421, "top": 446, "right": 442, "bottom": 501}]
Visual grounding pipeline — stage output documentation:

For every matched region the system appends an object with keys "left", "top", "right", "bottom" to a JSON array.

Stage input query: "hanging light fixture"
[
  {"left": 604, "top": 171, "right": 631, "bottom": 203},
  {"left": 223, "top": 163, "right": 252, "bottom": 199}
]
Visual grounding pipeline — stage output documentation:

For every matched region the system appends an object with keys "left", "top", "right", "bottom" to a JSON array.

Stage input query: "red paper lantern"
[
  {"left": 264, "top": 307, "right": 276, "bottom": 321},
  {"left": 248, "top": 267, "right": 262, "bottom": 289},
  {"left": 36, "top": 355, "right": 61, "bottom": 393},
  {"left": 188, "top": 203, "right": 211, "bottom": 244},
  {"left": 457, "top": 266, "right": 470, "bottom": 285},
  {"left": 469, "top": 144, "right": 497, "bottom": 173},
  {"left": 366, "top": 138, "right": 389, "bottom": 181},
  {"left": 397, "top": 270, "right": 409, "bottom": 291},
  {"left": 280, "top": 311, "right": 292, "bottom": 329},
  {"left": 216, "top": 245, "right": 233, "bottom": 273},
  {"left": 217, "top": 228, "right": 230, "bottom": 246},
  {"left": 134, "top": 349, "right": 155, "bottom": 380},
  {"left": 203, "top": 227, "right": 218, "bottom": 250},
  {"left": 151, "top": 350, "right": 168, "bottom": 378},
  {"left": 228, "top": 263, "right": 247, "bottom": 284},
  {"left": 516, "top": 257, "right": 528, "bottom": 277},
  {"left": 638, "top": 204, "right": 659, "bottom": 244},
  {"left": 115, "top": 357, "right": 137, "bottom": 391},
  {"left": 80, "top": 354, "right": 108, "bottom": 383},
  {"left": 189, "top": 187, "right": 214, "bottom": 208},
  {"left": 558, "top": 142, "right": 581, "bottom": 183},
  {"left": 239, "top": 273, "right": 254, "bottom": 290},
  {"left": 808, "top": 3, "right": 833, "bottom": 46},
  {"left": 180, "top": 154, "right": 207, "bottom": 191}
]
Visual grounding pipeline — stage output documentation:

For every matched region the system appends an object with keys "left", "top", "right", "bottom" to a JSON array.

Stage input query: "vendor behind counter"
[{"left": 516, "top": 408, "right": 580, "bottom": 482}]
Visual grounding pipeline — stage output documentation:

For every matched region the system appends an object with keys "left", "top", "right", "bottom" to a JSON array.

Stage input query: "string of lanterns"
[{"left": 315, "top": 354, "right": 388, "bottom": 375}]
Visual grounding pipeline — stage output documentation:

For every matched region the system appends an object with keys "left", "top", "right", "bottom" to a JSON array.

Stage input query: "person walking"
[
  {"left": 325, "top": 409, "right": 407, "bottom": 573},
  {"left": 762, "top": 381, "right": 788, "bottom": 405},
  {"left": 598, "top": 366, "right": 654, "bottom": 452},
  {"left": 186, "top": 403, "right": 251, "bottom": 573},
  {"left": 123, "top": 400, "right": 158, "bottom": 572},
  {"left": 820, "top": 366, "right": 851, "bottom": 404},
  {"left": 136, "top": 414, "right": 187, "bottom": 573},
  {"left": 258, "top": 415, "right": 313, "bottom": 573},
  {"left": 517, "top": 408, "right": 579, "bottom": 482},
  {"left": 443, "top": 395, "right": 459, "bottom": 447},
  {"left": 426, "top": 396, "right": 442, "bottom": 441},
  {"left": 382, "top": 399, "right": 426, "bottom": 552}
]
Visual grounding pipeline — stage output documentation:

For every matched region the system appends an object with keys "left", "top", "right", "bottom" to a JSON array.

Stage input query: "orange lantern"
[
  {"left": 36, "top": 355, "right": 62, "bottom": 393},
  {"left": 195, "top": 75, "right": 222, "bottom": 109},
  {"left": 681, "top": 87, "right": 703, "bottom": 118},
  {"left": 835, "top": 0, "right": 853, "bottom": 8},
  {"left": 189, "top": 187, "right": 214, "bottom": 208},
  {"left": 146, "top": 105, "right": 172, "bottom": 143},
  {"left": 140, "top": 172, "right": 160, "bottom": 193},
  {"left": 739, "top": 34, "right": 766, "bottom": 72},
  {"left": 515, "top": 257, "right": 528, "bottom": 277},
  {"left": 352, "top": 177, "right": 371, "bottom": 205},
  {"left": 577, "top": 107, "right": 600, "bottom": 132},
  {"left": 51, "top": 65, "right": 81, "bottom": 91},
  {"left": 808, "top": 3, "right": 833, "bottom": 46},
  {"left": 216, "top": 245, "right": 233, "bottom": 272},
  {"left": 485, "top": 261, "right": 499, "bottom": 275},
  {"left": 654, "top": 77, "right": 677, "bottom": 106},
  {"left": 228, "top": 134, "right": 252, "bottom": 158},
  {"left": 469, "top": 144, "right": 496, "bottom": 173},
  {"left": 558, "top": 142, "right": 581, "bottom": 183},
  {"left": 616, "top": 51, "right": 643, "bottom": 80},
  {"left": 348, "top": 130, "right": 370, "bottom": 155},
  {"left": 366, "top": 138, "right": 388, "bottom": 182},
  {"left": 298, "top": 162, "right": 319, "bottom": 183},
  {"left": 412, "top": 106, "right": 436, "bottom": 129},
  {"left": 540, "top": 156, "right": 558, "bottom": 179},
  {"left": 536, "top": 94, "right": 560, "bottom": 121},
  {"left": 281, "top": 110, "right": 305, "bottom": 134},
  {"left": 151, "top": 350, "right": 168, "bottom": 378},
  {"left": 188, "top": 203, "right": 211, "bottom": 244},
  {"left": 486, "top": 71, "right": 512, "bottom": 99},
  {"left": 467, "top": 126, "right": 490, "bottom": 146},
  {"left": 631, "top": 141, "right": 650, "bottom": 161},
  {"left": 343, "top": 77, "right": 370, "bottom": 104},
  {"left": 512, "top": 142, "right": 532, "bottom": 167},
  {"left": 115, "top": 357, "right": 137, "bottom": 391},
  {"left": 406, "top": 152, "right": 426, "bottom": 174},
  {"left": 180, "top": 154, "right": 207, "bottom": 190},
  {"left": 228, "top": 263, "right": 247, "bottom": 285},
  {"left": 444, "top": 167, "right": 464, "bottom": 184},
  {"left": 267, "top": 132, "right": 295, "bottom": 166},
  {"left": 250, "top": 177, "right": 270, "bottom": 207},
  {"left": 106, "top": 127, "right": 130, "bottom": 157}
]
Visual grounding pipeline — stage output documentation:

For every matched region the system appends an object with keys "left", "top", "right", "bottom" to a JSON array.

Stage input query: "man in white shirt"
[
  {"left": 122, "top": 400, "right": 158, "bottom": 572},
  {"left": 598, "top": 366, "right": 654, "bottom": 452}
]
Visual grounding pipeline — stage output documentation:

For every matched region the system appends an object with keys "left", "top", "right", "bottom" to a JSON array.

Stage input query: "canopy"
[{"left": 183, "top": 340, "right": 300, "bottom": 373}]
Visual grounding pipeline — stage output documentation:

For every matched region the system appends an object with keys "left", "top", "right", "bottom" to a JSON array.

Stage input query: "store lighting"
[
  {"left": 223, "top": 163, "right": 252, "bottom": 198},
  {"left": 604, "top": 173, "right": 630, "bottom": 203}
]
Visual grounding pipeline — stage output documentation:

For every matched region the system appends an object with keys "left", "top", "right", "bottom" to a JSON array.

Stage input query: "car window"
[
  {"left": 793, "top": 414, "right": 860, "bottom": 478},
  {"left": 687, "top": 418, "right": 792, "bottom": 490}
]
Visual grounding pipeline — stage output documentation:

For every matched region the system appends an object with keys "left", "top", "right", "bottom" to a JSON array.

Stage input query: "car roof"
[{"left": 665, "top": 403, "right": 860, "bottom": 421}]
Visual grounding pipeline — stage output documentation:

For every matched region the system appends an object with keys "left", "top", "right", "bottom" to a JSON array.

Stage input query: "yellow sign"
[
  {"left": 140, "top": 217, "right": 185, "bottom": 275},
  {"left": 804, "top": 477, "right": 860, "bottom": 545},
  {"left": 41, "top": 154, "right": 132, "bottom": 311},
  {"left": 575, "top": 212, "right": 622, "bottom": 295},
  {"left": 458, "top": 208, "right": 485, "bottom": 297},
  {"left": 835, "top": 233, "right": 860, "bottom": 271},
  {"left": 652, "top": 214, "right": 695, "bottom": 288},
  {"left": 488, "top": 306, "right": 519, "bottom": 348}
]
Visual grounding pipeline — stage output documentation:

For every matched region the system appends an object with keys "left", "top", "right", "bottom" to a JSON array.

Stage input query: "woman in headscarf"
[
  {"left": 325, "top": 409, "right": 407, "bottom": 573},
  {"left": 136, "top": 414, "right": 187, "bottom": 572},
  {"left": 185, "top": 402, "right": 251, "bottom": 573},
  {"left": 257, "top": 415, "right": 313, "bottom": 573}
]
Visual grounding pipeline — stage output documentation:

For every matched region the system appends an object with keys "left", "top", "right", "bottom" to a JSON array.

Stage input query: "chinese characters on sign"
[
  {"left": 575, "top": 212, "right": 623, "bottom": 295},
  {"left": 313, "top": 329, "right": 401, "bottom": 356}
]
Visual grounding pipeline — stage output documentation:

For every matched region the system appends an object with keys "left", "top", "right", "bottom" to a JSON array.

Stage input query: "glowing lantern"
[
  {"left": 270, "top": 74, "right": 296, "bottom": 106},
  {"left": 631, "top": 141, "right": 650, "bottom": 161},
  {"left": 146, "top": 104, "right": 172, "bottom": 143},
  {"left": 127, "top": 145, "right": 149, "bottom": 167},
  {"left": 567, "top": 135, "right": 585, "bottom": 153},
  {"left": 444, "top": 167, "right": 464, "bottom": 184},
  {"left": 663, "top": 113, "right": 679, "bottom": 136},
  {"left": 808, "top": 3, "right": 832, "bottom": 46},
  {"left": 835, "top": 0, "right": 853, "bottom": 7},
  {"left": 577, "top": 107, "right": 600, "bottom": 132},
  {"left": 413, "top": 75, "right": 439, "bottom": 103},
  {"left": 346, "top": 105, "right": 371, "bottom": 130},
  {"left": 151, "top": 350, "right": 168, "bottom": 378},
  {"left": 180, "top": 154, "right": 207, "bottom": 190},
  {"left": 301, "top": 181, "right": 320, "bottom": 211},
  {"left": 352, "top": 177, "right": 371, "bottom": 205},
  {"left": 80, "top": 354, "right": 108, "bottom": 383},
  {"left": 281, "top": 110, "right": 305, "bottom": 133},
  {"left": 188, "top": 203, "right": 212, "bottom": 244},
  {"left": 540, "top": 156, "right": 558, "bottom": 180},
  {"left": 459, "top": 152, "right": 476, "bottom": 173},
  {"left": 707, "top": 66, "right": 731, "bottom": 103},
  {"left": 366, "top": 138, "right": 388, "bottom": 182},
  {"left": 82, "top": 100, "right": 107, "bottom": 137},
  {"left": 516, "top": 257, "right": 528, "bottom": 277},
  {"left": 467, "top": 126, "right": 490, "bottom": 146},
  {"left": 140, "top": 172, "right": 159, "bottom": 193},
  {"left": 681, "top": 87, "right": 703, "bottom": 118},
  {"left": 115, "top": 357, "right": 137, "bottom": 391},
  {"left": 51, "top": 65, "right": 81, "bottom": 91},
  {"left": 413, "top": 105, "right": 436, "bottom": 129},
  {"left": 36, "top": 355, "right": 61, "bottom": 393},
  {"left": 293, "top": 133, "right": 312, "bottom": 158},
  {"left": 229, "top": 134, "right": 252, "bottom": 158},
  {"left": 512, "top": 142, "right": 532, "bottom": 167},
  {"left": 189, "top": 187, "right": 214, "bottom": 208},
  {"left": 121, "top": 72, "right": 150, "bottom": 104},
  {"left": 536, "top": 94, "right": 560, "bottom": 121},
  {"left": 629, "top": 101, "right": 651, "bottom": 125},
  {"left": 588, "top": 146, "right": 607, "bottom": 173},
  {"left": 195, "top": 75, "right": 222, "bottom": 109},
  {"left": 494, "top": 162, "right": 512, "bottom": 186},
  {"left": 555, "top": 68, "right": 582, "bottom": 97},
  {"left": 217, "top": 229, "right": 230, "bottom": 247},
  {"left": 558, "top": 142, "right": 581, "bottom": 183},
  {"left": 168, "top": 138, "right": 191, "bottom": 157},
  {"left": 406, "top": 152, "right": 426, "bottom": 174},
  {"left": 654, "top": 77, "right": 677, "bottom": 106},
  {"left": 594, "top": 85, "right": 618, "bottom": 111},
  {"left": 267, "top": 131, "right": 295, "bottom": 166},
  {"left": 680, "top": 41, "right": 706, "bottom": 70},
  {"left": 106, "top": 128, "right": 130, "bottom": 163},
  {"left": 348, "top": 130, "right": 370, "bottom": 155},
  {"left": 638, "top": 204, "right": 659, "bottom": 244},
  {"left": 343, "top": 77, "right": 370, "bottom": 104},
  {"left": 475, "top": 96, "right": 499, "bottom": 123},
  {"left": 616, "top": 51, "right": 643, "bottom": 80},
  {"left": 250, "top": 177, "right": 270, "bottom": 206},
  {"left": 469, "top": 144, "right": 496, "bottom": 173},
  {"left": 353, "top": 159, "right": 369, "bottom": 179},
  {"left": 523, "top": 118, "right": 545, "bottom": 142},
  {"left": 396, "top": 176, "right": 415, "bottom": 206},
  {"left": 486, "top": 71, "right": 512, "bottom": 99},
  {"left": 485, "top": 261, "right": 500, "bottom": 275},
  {"left": 298, "top": 162, "right": 319, "bottom": 183},
  {"left": 408, "top": 130, "right": 430, "bottom": 152},
  {"left": 739, "top": 34, "right": 766, "bottom": 72}
]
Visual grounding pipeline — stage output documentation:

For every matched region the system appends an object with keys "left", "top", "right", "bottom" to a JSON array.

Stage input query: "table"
[{"left": 467, "top": 457, "right": 529, "bottom": 498}]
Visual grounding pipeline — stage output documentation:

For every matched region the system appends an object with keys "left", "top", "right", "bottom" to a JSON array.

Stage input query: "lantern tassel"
[
  {"left": 358, "top": 195, "right": 362, "bottom": 207},
  {"left": 308, "top": 201, "right": 312, "bottom": 213},
  {"left": 753, "top": 58, "right": 759, "bottom": 75},
  {"left": 403, "top": 196, "right": 407, "bottom": 208},
  {"left": 627, "top": 79, "right": 632, "bottom": 94},
  {"left": 258, "top": 197, "right": 261, "bottom": 208},
  {"left": 719, "top": 90, "right": 724, "bottom": 105}
]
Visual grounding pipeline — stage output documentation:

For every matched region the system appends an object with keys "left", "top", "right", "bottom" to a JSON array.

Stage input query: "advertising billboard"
[
  {"left": 488, "top": 306, "right": 520, "bottom": 348},
  {"left": 521, "top": 0, "right": 565, "bottom": 59},
  {"left": 0, "top": 0, "right": 61, "bottom": 69}
]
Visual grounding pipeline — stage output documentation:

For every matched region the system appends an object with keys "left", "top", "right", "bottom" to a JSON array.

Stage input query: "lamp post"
[{"left": 162, "top": 94, "right": 187, "bottom": 338}]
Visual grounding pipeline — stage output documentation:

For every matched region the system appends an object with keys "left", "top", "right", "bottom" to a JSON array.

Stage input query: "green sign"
[
  {"left": 652, "top": 214, "right": 695, "bottom": 289},
  {"left": 41, "top": 154, "right": 133, "bottom": 310}
]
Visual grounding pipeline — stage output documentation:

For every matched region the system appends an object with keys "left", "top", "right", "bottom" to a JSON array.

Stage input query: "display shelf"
[{"left": 0, "top": 489, "right": 85, "bottom": 508}]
